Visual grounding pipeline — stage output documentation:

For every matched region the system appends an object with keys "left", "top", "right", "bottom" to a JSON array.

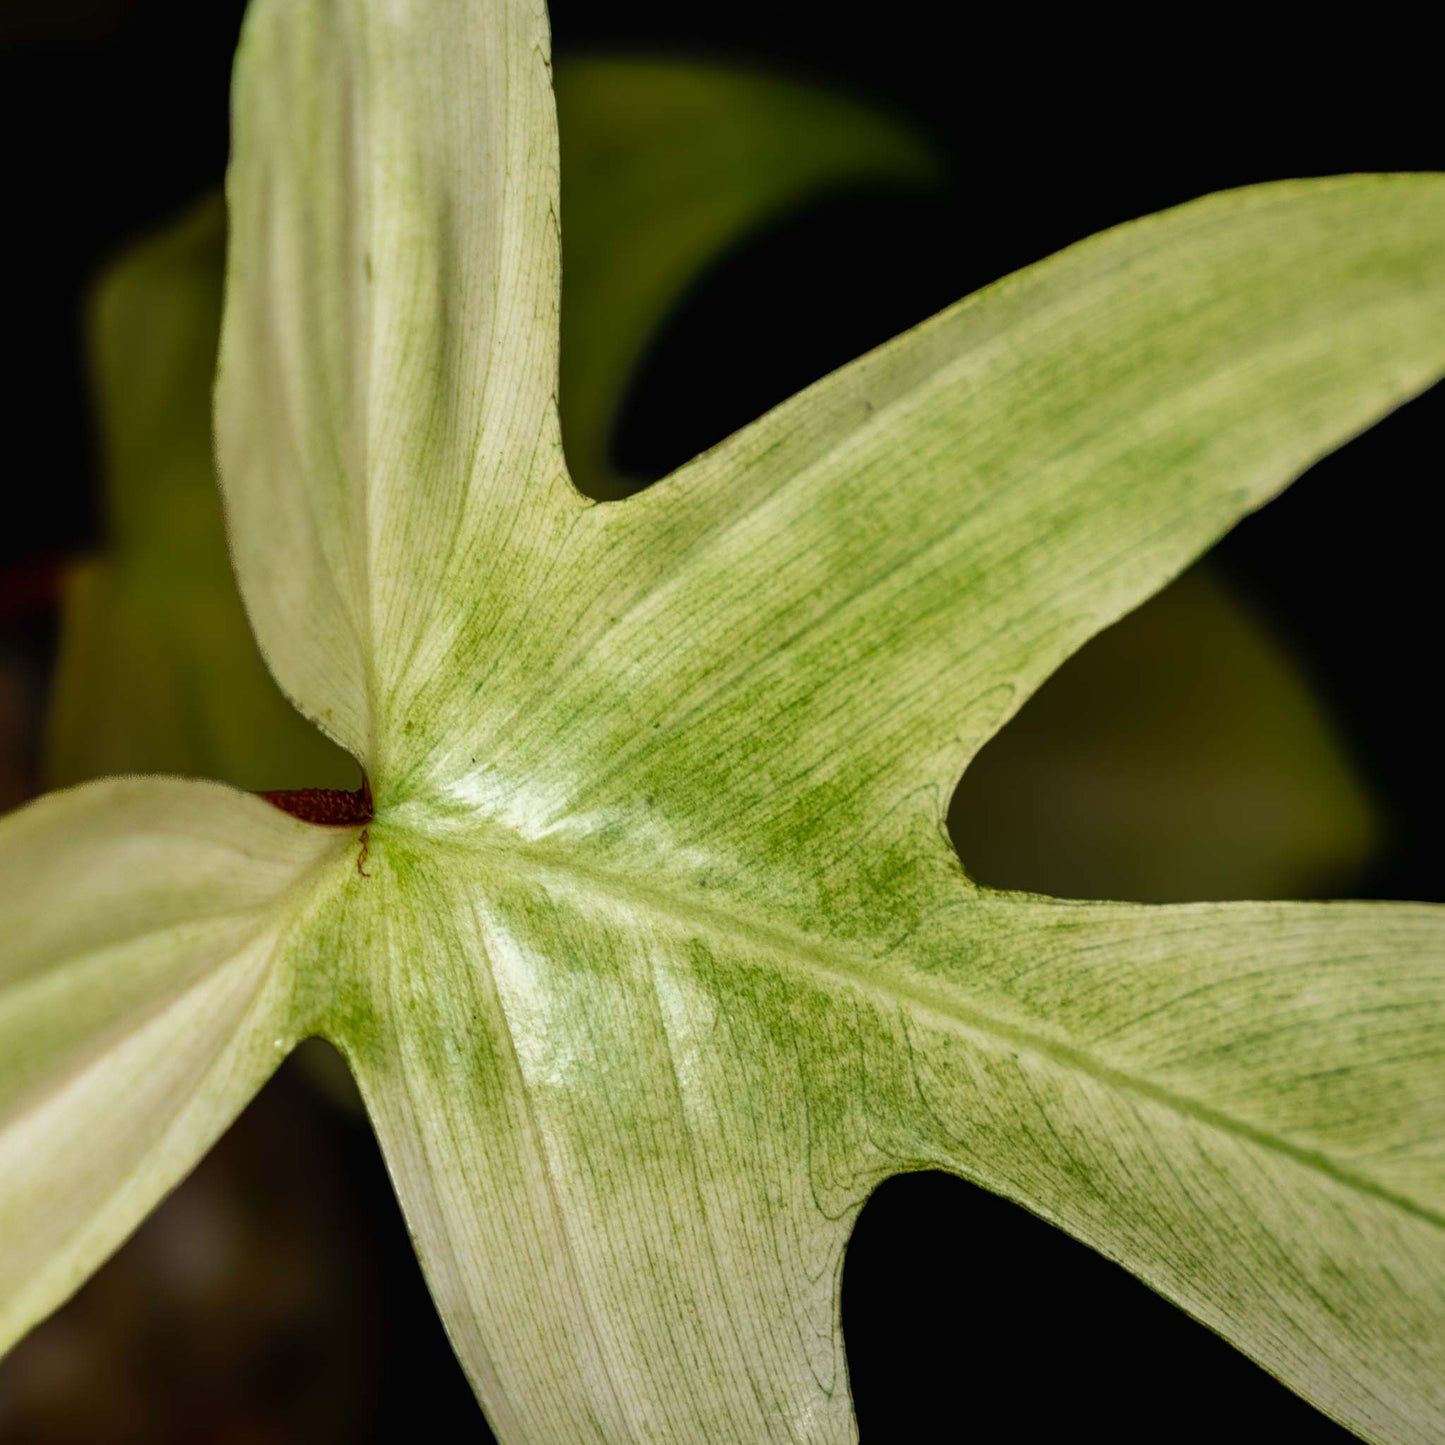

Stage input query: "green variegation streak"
[{"left": 4, "top": 1, "right": 1444, "bottom": 1443}]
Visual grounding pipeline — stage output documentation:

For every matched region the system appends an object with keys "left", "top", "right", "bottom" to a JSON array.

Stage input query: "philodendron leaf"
[
  {"left": 4, "top": 5, "right": 1442, "bottom": 1445},
  {"left": 45, "top": 45, "right": 1375, "bottom": 905}
]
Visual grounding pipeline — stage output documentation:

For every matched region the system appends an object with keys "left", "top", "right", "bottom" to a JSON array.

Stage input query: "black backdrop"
[{"left": 2, "top": 3, "right": 1440, "bottom": 1440}]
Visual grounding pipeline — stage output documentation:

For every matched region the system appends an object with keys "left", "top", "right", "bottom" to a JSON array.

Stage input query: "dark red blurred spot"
[
  {"left": 261, "top": 781, "right": 372, "bottom": 827},
  {"left": 0, "top": 554, "right": 66, "bottom": 622}
]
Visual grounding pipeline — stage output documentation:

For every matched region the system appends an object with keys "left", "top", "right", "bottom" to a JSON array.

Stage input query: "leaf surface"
[
  {"left": 50, "top": 57, "right": 1372, "bottom": 904},
  {"left": 218, "top": 0, "right": 575, "bottom": 766},
  {"left": 328, "top": 833, "right": 1443, "bottom": 1441},
  {"left": 11, "top": 2, "right": 1445, "bottom": 1442},
  {"left": 450, "top": 174, "right": 1441, "bottom": 934}
]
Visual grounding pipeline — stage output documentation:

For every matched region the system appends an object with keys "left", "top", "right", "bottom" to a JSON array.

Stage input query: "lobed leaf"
[
  {"left": 392, "top": 174, "right": 1445, "bottom": 937},
  {"left": 52, "top": 50, "right": 1373, "bottom": 904},
  {"left": 322, "top": 828, "right": 1445, "bottom": 1442},
  {"left": 9, "top": 2, "right": 1444, "bottom": 1442},
  {"left": 226, "top": 4, "right": 1445, "bottom": 1436}
]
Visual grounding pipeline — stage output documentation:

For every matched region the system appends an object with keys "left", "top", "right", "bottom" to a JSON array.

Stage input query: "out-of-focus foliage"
[
  {"left": 953, "top": 566, "right": 1376, "bottom": 901},
  {"left": 46, "top": 196, "right": 357, "bottom": 793},
  {"left": 554, "top": 57, "right": 941, "bottom": 499}
]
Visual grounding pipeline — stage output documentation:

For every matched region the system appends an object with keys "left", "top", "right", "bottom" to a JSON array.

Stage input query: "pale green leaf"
[
  {"left": 10, "top": 3, "right": 1445, "bottom": 1442},
  {"left": 218, "top": 4, "right": 1445, "bottom": 1435},
  {"left": 554, "top": 55, "right": 940, "bottom": 497},
  {"left": 890, "top": 896, "right": 1445, "bottom": 1438},
  {"left": 51, "top": 55, "right": 1372, "bottom": 904},
  {"left": 322, "top": 838, "right": 1444, "bottom": 1441},
  {"left": 326, "top": 836, "right": 858, "bottom": 1442},
  {"left": 0, "top": 778, "right": 350, "bottom": 1351}
]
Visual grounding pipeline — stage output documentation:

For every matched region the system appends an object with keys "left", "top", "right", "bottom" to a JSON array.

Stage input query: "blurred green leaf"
[
  {"left": 555, "top": 56, "right": 942, "bottom": 497},
  {"left": 953, "top": 565, "right": 1378, "bottom": 901},
  {"left": 46, "top": 196, "right": 356, "bottom": 792}
]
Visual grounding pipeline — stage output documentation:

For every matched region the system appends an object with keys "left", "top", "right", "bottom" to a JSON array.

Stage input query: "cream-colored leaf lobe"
[
  {"left": 327, "top": 820, "right": 1445, "bottom": 1442},
  {"left": 218, "top": 0, "right": 578, "bottom": 775},
  {"left": 0, "top": 779, "right": 354, "bottom": 1352}
]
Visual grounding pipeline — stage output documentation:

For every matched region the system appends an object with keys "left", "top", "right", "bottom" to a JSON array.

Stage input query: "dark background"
[{"left": 0, "top": 2, "right": 1439, "bottom": 1440}]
